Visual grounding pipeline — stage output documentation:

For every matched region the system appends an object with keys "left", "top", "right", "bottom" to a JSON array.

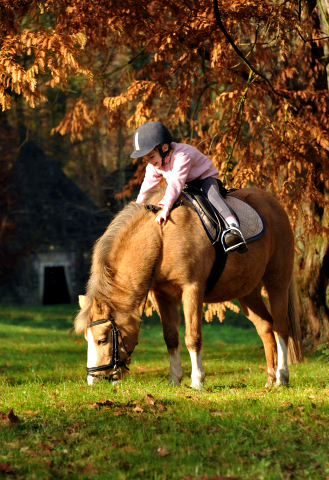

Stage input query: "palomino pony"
[{"left": 75, "top": 187, "right": 303, "bottom": 389}]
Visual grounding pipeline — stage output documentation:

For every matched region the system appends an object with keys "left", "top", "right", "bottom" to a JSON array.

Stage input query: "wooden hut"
[{"left": 0, "top": 141, "right": 112, "bottom": 305}]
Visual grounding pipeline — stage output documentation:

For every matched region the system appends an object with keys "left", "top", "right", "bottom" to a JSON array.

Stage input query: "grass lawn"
[{"left": 0, "top": 304, "right": 328, "bottom": 480}]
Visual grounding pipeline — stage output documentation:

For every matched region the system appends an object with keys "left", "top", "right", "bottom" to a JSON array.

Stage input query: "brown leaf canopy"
[{"left": 1, "top": 0, "right": 329, "bottom": 236}]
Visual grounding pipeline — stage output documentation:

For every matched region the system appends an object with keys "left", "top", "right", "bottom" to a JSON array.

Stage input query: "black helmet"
[{"left": 130, "top": 121, "right": 173, "bottom": 159}]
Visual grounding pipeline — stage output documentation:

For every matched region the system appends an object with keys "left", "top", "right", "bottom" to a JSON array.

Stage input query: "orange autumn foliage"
[
  {"left": 1, "top": 0, "right": 329, "bottom": 340},
  {"left": 1, "top": 0, "right": 328, "bottom": 236}
]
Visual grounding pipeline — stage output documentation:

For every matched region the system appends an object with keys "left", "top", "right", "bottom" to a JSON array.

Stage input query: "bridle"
[
  {"left": 86, "top": 245, "right": 158, "bottom": 382},
  {"left": 86, "top": 316, "right": 133, "bottom": 381}
]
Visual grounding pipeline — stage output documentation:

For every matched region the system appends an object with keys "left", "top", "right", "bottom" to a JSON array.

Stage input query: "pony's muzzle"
[{"left": 87, "top": 369, "right": 123, "bottom": 385}]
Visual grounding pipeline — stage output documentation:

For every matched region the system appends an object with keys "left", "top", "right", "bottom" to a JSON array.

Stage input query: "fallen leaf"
[
  {"left": 133, "top": 406, "right": 144, "bottom": 413},
  {"left": 156, "top": 404, "right": 166, "bottom": 412},
  {"left": 82, "top": 463, "right": 98, "bottom": 474},
  {"left": 258, "top": 448, "right": 277, "bottom": 457},
  {"left": 7, "top": 409, "right": 19, "bottom": 425},
  {"left": 113, "top": 409, "right": 124, "bottom": 416},
  {"left": 75, "top": 339, "right": 82, "bottom": 344},
  {"left": 310, "top": 413, "right": 321, "bottom": 420},
  {"left": 26, "top": 449, "right": 39, "bottom": 457},
  {"left": 91, "top": 399, "right": 114, "bottom": 408},
  {"left": 155, "top": 444, "right": 170, "bottom": 456},
  {"left": 22, "top": 409, "right": 40, "bottom": 416},
  {"left": 41, "top": 449, "right": 55, "bottom": 455},
  {"left": 0, "top": 463, "right": 14, "bottom": 473},
  {"left": 121, "top": 445, "right": 137, "bottom": 453},
  {"left": 145, "top": 394, "right": 155, "bottom": 405},
  {"left": 181, "top": 476, "right": 241, "bottom": 479}
]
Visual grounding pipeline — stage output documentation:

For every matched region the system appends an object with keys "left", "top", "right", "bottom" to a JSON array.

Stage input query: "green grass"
[{"left": 0, "top": 304, "right": 328, "bottom": 480}]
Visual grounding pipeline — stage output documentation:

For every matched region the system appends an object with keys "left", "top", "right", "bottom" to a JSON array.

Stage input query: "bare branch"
[{"left": 213, "top": 0, "right": 288, "bottom": 99}]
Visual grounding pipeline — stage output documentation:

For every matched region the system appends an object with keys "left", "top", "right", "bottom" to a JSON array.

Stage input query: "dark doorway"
[{"left": 43, "top": 266, "right": 70, "bottom": 305}]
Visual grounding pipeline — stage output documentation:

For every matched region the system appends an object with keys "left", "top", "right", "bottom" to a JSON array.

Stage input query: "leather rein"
[
  {"left": 86, "top": 258, "right": 157, "bottom": 381},
  {"left": 86, "top": 316, "right": 132, "bottom": 380}
]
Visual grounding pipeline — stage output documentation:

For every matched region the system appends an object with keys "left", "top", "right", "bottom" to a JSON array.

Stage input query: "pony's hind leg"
[
  {"left": 182, "top": 283, "right": 205, "bottom": 390},
  {"left": 150, "top": 292, "right": 183, "bottom": 386},
  {"left": 238, "top": 285, "right": 277, "bottom": 387},
  {"left": 263, "top": 283, "right": 291, "bottom": 386}
]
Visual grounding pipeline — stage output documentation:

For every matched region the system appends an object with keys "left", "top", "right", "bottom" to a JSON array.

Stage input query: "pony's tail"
[{"left": 287, "top": 273, "right": 304, "bottom": 364}]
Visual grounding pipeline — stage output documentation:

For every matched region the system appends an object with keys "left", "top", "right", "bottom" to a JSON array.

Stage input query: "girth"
[
  {"left": 144, "top": 181, "right": 231, "bottom": 294},
  {"left": 182, "top": 182, "right": 228, "bottom": 294},
  {"left": 86, "top": 316, "right": 132, "bottom": 380}
]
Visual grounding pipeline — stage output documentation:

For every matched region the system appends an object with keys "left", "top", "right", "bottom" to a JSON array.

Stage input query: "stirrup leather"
[{"left": 221, "top": 226, "right": 247, "bottom": 254}]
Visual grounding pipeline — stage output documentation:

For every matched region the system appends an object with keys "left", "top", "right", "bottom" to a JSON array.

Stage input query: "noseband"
[{"left": 86, "top": 316, "right": 133, "bottom": 380}]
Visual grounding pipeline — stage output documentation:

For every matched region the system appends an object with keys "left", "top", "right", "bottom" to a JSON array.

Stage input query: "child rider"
[{"left": 131, "top": 121, "right": 247, "bottom": 253}]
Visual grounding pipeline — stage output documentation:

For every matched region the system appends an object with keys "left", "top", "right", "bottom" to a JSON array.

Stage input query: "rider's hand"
[{"left": 155, "top": 205, "right": 170, "bottom": 225}]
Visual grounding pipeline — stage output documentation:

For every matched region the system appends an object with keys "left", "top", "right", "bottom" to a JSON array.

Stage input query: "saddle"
[
  {"left": 145, "top": 180, "right": 265, "bottom": 294},
  {"left": 182, "top": 180, "right": 266, "bottom": 293}
]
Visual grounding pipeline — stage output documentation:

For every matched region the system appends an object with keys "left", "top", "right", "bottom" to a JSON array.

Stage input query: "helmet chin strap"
[{"left": 156, "top": 144, "right": 168, "bottom": 166}]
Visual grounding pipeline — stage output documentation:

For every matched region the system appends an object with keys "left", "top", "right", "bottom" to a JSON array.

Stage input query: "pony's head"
[
  {"left": 73, "top": 198, "right": 160, "bottom": 384},
  {"left": 75, "top": 295, "right": 140, "bottom": 385}
]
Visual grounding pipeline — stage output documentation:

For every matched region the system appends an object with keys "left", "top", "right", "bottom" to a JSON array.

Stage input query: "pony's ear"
[
  {"left": 91, "top": 297, "right": 110, "bottom": 316},
  {"left": 92, "top": 297, "right": 103, "bottom": 314},
  {"left": 79, "top": 295, "right": 87, "bottom": 309}
]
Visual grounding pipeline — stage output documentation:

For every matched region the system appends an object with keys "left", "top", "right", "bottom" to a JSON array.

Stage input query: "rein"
[
  {"left": 86, "top": 316, "right": 132, "bottom": 380},
  {"left": 86, "top": 262, "right": 157, "bottom": 381}
]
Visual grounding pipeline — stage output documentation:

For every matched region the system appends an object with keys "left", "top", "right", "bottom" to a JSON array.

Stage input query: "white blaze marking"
[
  {"left": 134, "top": 131, "right": 140, "bottom": 151},
  {"left": 189, "top": 350, "right": 205, "bottom": 389},
  {"left": 87, "top": 329, "right": 97, "bottom": 385}
]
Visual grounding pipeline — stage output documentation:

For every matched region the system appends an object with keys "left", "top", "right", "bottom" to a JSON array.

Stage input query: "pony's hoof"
[
  {"left": 190, "top": 381, "right": 203, "bottom": 391},
  {"left": 265, "top": 375, "right": 276, "bottom": 387},
  {"left": 276, "top": 368, "right": 289, "bottom": 386},
  {"left": 168, "top": 378, "right": 181, "bottom": 387}
]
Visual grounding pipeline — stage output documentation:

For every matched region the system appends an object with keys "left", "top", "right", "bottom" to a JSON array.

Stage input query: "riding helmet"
[{"left": 130, "top": 121, "right": 173, "bottom": 158}]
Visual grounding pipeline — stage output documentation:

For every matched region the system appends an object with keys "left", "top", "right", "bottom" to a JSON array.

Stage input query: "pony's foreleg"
[
  {"left": 239, "top": 287, "right": 278, "bottom": 387},
  {"left": 182, "top": 284, "right": 205, "bottom": 390},
  {"left": 150, "top": 292, "right": 183, "bottom": 386}
]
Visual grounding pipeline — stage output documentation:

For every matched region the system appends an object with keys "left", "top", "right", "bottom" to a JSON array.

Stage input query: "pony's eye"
[{"left": 98, "top": 338, "right": 107, "bottom": 346}]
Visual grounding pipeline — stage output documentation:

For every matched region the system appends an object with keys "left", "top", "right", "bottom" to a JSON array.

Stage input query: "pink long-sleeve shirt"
[{"left": 136, "top": 142, "right": 219, "bottom": 209}]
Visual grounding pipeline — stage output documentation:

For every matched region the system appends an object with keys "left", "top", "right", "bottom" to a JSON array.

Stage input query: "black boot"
[{"left": 222, "top": 225, "right": 248, "bottom": 254}]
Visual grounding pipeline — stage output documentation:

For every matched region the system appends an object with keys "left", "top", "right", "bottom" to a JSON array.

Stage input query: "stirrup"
[{"left": 221, "top": 226, "right": 248, "bottom": 254}]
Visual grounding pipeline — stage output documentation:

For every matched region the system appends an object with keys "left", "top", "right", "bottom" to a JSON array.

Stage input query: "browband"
[{"left": 89, "top": 316, "right": 114, "bottom": 327}]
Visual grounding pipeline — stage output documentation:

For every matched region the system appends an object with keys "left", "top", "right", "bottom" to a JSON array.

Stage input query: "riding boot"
[
  {"left": 199, "top": 177, "right": 248, "bottom": 254},
  {"left": 222, "top": 224, "right": 248, "bottom": 254}
]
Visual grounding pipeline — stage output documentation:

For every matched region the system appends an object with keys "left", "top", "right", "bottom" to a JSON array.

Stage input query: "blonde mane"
[{"left": 74, "top": 191, "right": 164, "bottom": 333}]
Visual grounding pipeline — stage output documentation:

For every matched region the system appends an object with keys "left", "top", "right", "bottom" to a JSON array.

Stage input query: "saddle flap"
[{"left": 182, "top": 185, "right": 222, "bottom": 229}]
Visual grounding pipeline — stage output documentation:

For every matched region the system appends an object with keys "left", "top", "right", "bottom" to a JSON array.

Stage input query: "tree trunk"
[
  {"left": 317, "top": 0, "right": 329, "bottom": 87},
  {"left": 295, "top": 2, "right": 329, "bottom": 349},
  {"left": 297, "top": 190, "right": 329, "bottom": 349}
]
